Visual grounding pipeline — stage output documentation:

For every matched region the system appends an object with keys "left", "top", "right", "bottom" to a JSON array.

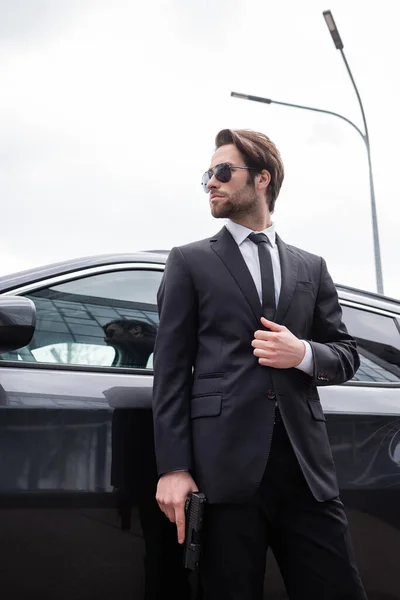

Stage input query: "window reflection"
[
  {"left": 103, "top": 319, "right": 156, "bottom": 368},
  {"left": 18, "top": 270, "right": 162, "bottom": 369},
  {"left": 341, "top": 306, "right": 400, "bottom": 383}
]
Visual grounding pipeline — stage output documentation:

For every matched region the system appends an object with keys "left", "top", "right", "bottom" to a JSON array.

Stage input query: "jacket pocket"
[
  {"left": 296, "top": 280, "right": 314, "bottom": 292},
  {"left": 191, "top": 394, "right": 222, "bottom": 419},
  {"left": 197, "top": 372, "right": 224, "bottom": 379},
  {"left": 192, "top": 375, "right": 223, "bottom": 397},
  {"left": 307, "top": 399, "right": 326, "bottom": 421}
]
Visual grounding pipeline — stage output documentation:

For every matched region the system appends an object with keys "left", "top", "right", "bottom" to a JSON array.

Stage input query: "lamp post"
[
  {"left": 323, "top": 10, "right": 383, "bottom": 294},
  {"left": 231, "top": 92, "right": 365, "bottom": 140},
  {"left": 231, "top": 11, "right": 384, "bottom": 295}
]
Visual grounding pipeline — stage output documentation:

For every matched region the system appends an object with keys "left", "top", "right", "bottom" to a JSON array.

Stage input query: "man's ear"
[{"left": 257, "top": 169, "right": 271, "bottom": 192}]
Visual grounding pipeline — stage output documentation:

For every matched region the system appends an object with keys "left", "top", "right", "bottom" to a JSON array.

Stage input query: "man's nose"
[{"left": 207, "top": 172, "right": 219, "bottom": 192}]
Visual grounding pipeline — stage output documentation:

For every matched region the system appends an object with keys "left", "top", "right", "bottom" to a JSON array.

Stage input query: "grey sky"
[{"left": 0, "top": 0, "right": 399, "bottom": 298}]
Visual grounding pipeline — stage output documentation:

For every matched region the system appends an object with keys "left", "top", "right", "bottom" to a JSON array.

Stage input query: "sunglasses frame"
[{"left": 201, "top": 163, "right": 258, "bottom": 193}]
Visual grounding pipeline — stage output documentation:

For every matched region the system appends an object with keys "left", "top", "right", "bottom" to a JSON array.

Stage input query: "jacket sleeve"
[
  {"left": 308, "top": 257, "right": 360, "bottom": 386},
  {"left": 152, "top": 247, "right": 198, "bottom": 476}
]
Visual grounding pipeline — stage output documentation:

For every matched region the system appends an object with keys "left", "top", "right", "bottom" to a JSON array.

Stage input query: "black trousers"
[{"left": 198, "top": 419, "right": 367, "bottom": 600}]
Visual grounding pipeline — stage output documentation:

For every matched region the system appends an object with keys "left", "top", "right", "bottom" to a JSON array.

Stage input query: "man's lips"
[{"left": 210, "top": 194, "right": 225, "bottom": 201}]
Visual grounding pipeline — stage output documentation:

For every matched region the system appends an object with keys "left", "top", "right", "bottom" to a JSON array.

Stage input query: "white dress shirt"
[{"left": 225, "top": 220, "right": 314, "bottom": 376}]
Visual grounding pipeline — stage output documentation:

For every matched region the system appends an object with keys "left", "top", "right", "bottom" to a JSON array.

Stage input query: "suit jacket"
[{"left": 152, "top": 226, "right": 359, "bottom": 503}]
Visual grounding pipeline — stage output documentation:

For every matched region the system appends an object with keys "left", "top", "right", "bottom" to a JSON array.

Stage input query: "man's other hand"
[
  {"left": 156, "top": 470, "right": 199, "bottom": 544},
  {"left": 252, "top": 317, "right": 306, "bottom": 369}
]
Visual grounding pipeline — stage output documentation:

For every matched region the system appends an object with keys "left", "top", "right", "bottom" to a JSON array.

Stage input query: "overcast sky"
[{"left": 1, "top": 0, "right": 399, "bottom": 299}]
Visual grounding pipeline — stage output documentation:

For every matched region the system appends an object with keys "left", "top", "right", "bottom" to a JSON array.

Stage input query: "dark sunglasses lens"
[
  {"left": 201, "top": 171, "right": 211, "bottom": 193},
  {"left": 202, "top": 163, "right": 232, "bottom": 192},
  {"left": 215, "top": 163, "right": 231, "bottom": 183}
]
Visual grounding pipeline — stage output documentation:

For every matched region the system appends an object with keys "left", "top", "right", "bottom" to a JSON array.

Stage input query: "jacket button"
[{"left": 267, "top": 390, "right": 276, "bottom": 400}]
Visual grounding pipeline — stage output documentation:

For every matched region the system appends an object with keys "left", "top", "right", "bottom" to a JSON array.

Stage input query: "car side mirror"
[{"left": 0, "top": 296, "right": 36, "bottom": 354}]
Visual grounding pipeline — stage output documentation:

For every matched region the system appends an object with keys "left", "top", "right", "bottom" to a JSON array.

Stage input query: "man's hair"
[
  {"left": 103, "top": 319, "right": 157, "bottom": 338},
  {"left": 215, "top": 128, "right": 284, "bottom": 213}
]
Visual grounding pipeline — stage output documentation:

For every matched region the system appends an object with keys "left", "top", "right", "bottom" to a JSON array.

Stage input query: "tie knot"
[{"left": 248, "top": 232, "right": 269, "bottom": 246}]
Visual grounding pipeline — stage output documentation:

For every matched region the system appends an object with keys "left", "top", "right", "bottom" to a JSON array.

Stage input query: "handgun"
[{"left": 183, "top": 491, "right": 206, "bottom": 570}]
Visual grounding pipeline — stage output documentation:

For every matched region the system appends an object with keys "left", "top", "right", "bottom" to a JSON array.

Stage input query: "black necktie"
[{"left": 248, "top": 233, "right": 276, "bottom": 320}]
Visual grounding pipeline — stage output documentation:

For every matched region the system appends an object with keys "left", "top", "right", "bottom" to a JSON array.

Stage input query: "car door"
[
  {"left": 0, "top": 262, "right": 191, "bottom": 600},
  {"left": 319, "top": 301, "right": 400, "bottom": 599}
]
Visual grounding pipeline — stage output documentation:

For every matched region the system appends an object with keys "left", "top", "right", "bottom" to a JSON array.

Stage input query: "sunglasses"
[{"left": 201, "top": 163, "right": 257, "bottom": 193}]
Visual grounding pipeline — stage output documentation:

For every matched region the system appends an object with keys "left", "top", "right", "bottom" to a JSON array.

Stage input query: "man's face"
[{"left": 206, "top": 144, "right": 258, "bottom": 219}]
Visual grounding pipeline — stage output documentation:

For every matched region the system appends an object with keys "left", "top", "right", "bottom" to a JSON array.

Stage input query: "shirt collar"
[{"left": 225, "top": 220, "right": 277, "bottom": 248}]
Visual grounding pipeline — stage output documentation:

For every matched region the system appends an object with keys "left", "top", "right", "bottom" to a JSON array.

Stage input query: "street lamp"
[
  {"left": 230, "top": 92, "right": 365, "bottom": 140},
  {"left": 231, "top": 11, "right": 384, "bottom": 295},
  {"left": 323, "top": 10, "right": 383, "bottom": 295}
]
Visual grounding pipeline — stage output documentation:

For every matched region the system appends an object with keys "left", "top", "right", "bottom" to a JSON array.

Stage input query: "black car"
[{"left": 0, "top": 252, "right": 399, "bottom": 600}]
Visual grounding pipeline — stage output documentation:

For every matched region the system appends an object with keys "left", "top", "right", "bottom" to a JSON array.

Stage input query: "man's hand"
[
  {"left": 156, "top": 470, "right": 199, "bottom": 544},
  {"left": 252, "top": 317, "right": 305, "bottom": 369}
]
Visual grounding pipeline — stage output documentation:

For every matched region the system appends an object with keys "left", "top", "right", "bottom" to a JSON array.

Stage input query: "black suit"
[{"left": 152, "top": 226, "right": 367, "bottom": 599}]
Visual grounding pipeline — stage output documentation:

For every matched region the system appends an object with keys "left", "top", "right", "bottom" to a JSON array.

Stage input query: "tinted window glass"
[
  {"left": 13, "top": 269, "right": 162, "bottom": 369},
  {"left": 341, "top": 305, "right": 400, "bottom": 383}
]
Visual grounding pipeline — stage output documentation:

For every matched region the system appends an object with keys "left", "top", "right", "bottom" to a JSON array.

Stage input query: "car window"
[
  {"left": 341, "top": 305, "right": 400, "bottom": 383},
  {"left": 10, "top": 269, "right": 162, "bottom": 369}
]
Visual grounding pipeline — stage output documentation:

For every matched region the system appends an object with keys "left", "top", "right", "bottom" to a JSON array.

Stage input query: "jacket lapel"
[
  {"left": 274, "top": 235, "right": 299, "bottom": 323},
  {"left": 210, "top": 226, "right": 262, "bottom": 323}
]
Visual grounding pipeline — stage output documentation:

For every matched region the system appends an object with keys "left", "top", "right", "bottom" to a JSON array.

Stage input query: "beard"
[{"left": 210, "top": 182, "right": 258, "bottom": 219}]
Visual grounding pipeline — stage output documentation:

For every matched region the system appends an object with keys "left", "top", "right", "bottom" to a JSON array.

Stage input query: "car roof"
[
  {"left": 0, "top": 250, "right": 399, "bottom": 315},
  {"left": 334, "top": 284, "right": 400, "bottom": 315},
  {"left": 0, "top": 251, "right": 169, "bottom": 292}
]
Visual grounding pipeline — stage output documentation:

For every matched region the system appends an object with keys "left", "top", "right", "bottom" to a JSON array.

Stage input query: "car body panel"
[{"left": 0, "top": 254, "right": 399, "bottom": 599}]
